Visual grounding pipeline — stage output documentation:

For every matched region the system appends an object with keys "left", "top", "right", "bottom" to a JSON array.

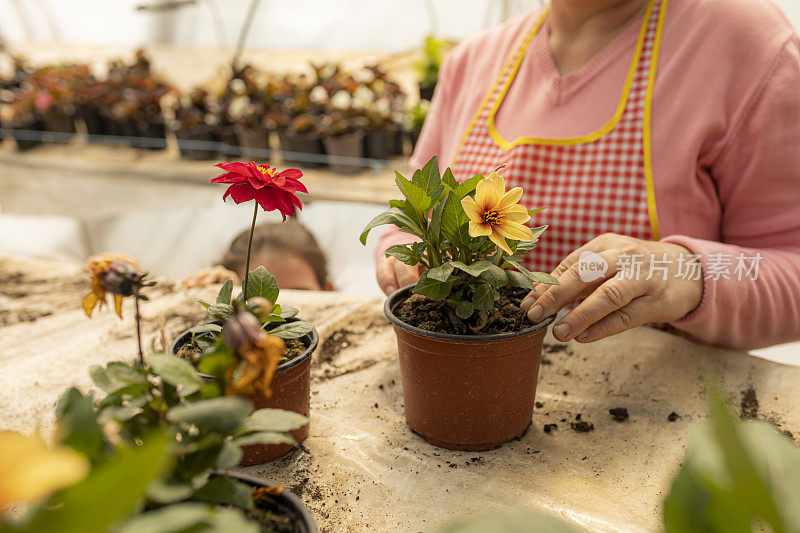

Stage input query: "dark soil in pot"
[
  {"left": 363, "top": 129, "right": 390, "bottom": 160},
  {"left": 323, "top": 130, "right": 365, "bottom": 174},
  {"left": 170, "top": 317, "right": 318, "bottom": 464},
  {"left": 385, "top": 285, "right": 555, "bottom": 451},
  {"left": 224, "top": 472, "right": 318, "bottom": 533},
  {"left": 278, "top": 130, "right": 325, "bottom": 168},
  {"left": 175, "top": 125, "right": 218, "bottom": 160}
]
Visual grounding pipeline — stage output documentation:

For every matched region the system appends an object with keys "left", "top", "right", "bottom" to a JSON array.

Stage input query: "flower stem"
[
  {"left": 242, "top": 200, "right": 259, "bottom": 302},
  {"left": 134, "top": 289, "right": 144, "bottom": 366}
]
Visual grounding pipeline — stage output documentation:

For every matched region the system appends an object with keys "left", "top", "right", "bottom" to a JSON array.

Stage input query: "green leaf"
[
  {"left": 208, "top": 303, "right": 234, "bottom": 322},
  {"left": 435, "top": 510, "right": 577, "bottom": 533},
  {"left": 454, "top": 173, "right": 484, "bottom": 199},
  {"left": 479, "top": 264, "right": 509, "bottom": 288},
  {"left": 507, "top": 261, "right": 559, "bottom": 285},
  {"left": 234, "top": 431, "right": 296, "bottom": 447},
  {"left": 117, "top": 503, "right": 214, "bottom": 533},
  {"left": 455, "top": 301, "right": 475, "bottom": 319},
  {"left": 360, "top": 207, "right": 424, "bottom": 245},
  {"left": 216, "top": 440, "right": 244, "bottom": 469},
  {"left": 195, "top": 298, "right": 211, "bottom": 309},
  {"left": 146, "top": 480, "right": 195, "bottom": 504},
  {"left": 241, "top": 408, "right": 309, "bottom": 433},
  {"left": 196, "top": 349, "right": 235, "bottom": 380},
  {"left": 528, "top": 207, "right": 547, "bottom": 217},
  {"left": 89, "top": 362, "right": 148, "bottom": 394},
  {"left": 428, "top": 197, "right": 447, "bottom": 242},
  {"left": 412, "top": 271, "right": 454, "bottom": 301},
  {"left": 167, "top": 397, "right": 252, "bottom": 435},
  {"left": 396, "top": 171, "right": 432, "bottom": 220},
  {"left": 147, "top": 354, "right": 204, "bottom": 396},
  {"left": 279, "top": 305, "right": 299, "bottom": 319},
  {"left": 216, "top": 279, "right": 233, "bottom": 305},
  {"left": 426, "top": 262, "right": 455, "bottom": 282},
  {"left": 26, "top": 435, "right": 170, "bottom": 533},
  {"left": 55, "top": 388, "right": 105, "bottom": 463},
  {"left": 244, "top": 266, "right": 279, "bottom": 303},
  {"left": 473, "top": 283, "right": 495, "bottom": 311},
  {"left": 386, "top": 244, "right": 422, "bottom": 266},
  {"left": 450, "top": 260, "right": 493, "bottom": 277},
  {"left": 269, "top": 320, "right": 314, "bottom": 340},
  {"left": 441, "top": 167, "right": 459, "bottom": 190},
  {"left": 505, "top": 270, "right": 536, "bottom": 290},
  {"left": 413, "top": 155, "right": 442, "bottom": 194},
  {"left": 441, "top": 192, "right": 470, "bottom": 247},
  {"left": 192, "top": 475, "right": 254, "bottom": 511}
]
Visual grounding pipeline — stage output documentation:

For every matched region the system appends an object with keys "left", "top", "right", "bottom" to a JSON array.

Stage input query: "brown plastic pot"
[
  {"left": 322, "top": 130, "right": 365, "bottom": 174},
  {"left": 170, "top": 317, "right": 318, "bottom": 464},
  {"left": 384, "top": 286, "right": 555, "bottom": 451},
  {"left": 223, "top": 471, "right": 318, "bottom": 532}
]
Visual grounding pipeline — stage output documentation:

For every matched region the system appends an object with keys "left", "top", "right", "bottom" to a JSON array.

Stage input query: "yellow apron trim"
[
  {"left": 486, "top": 0, "right": 655, "bottom": 149},
  {"left": 643, "top": 0, "right": 668, "bottom": 241},
  {"left": 452, "top": 9, "right": 550, "bottom": 165}
]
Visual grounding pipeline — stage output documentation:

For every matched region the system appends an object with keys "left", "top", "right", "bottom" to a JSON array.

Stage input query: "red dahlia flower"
[{"left": 210, "top": 162, "right": 307, "bottom": 220}]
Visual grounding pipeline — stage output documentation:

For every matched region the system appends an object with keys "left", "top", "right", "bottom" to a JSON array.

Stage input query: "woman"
[{"left": 377, "top": 0, "right": 800, "bottom": 350}]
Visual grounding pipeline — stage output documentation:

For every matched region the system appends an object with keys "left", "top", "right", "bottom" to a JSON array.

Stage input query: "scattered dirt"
[
  {"left": 543, "top": 423, "right": 558, "bottom": 433},
  {"left": 318, "top": 329, "right": 355, "bottom": 363},
  {"left": 570, "top": 420, "right": 595, "bottom": 433},
  {"left": 609, "top": 408, "right": 629, "bottom": 422},
  {"left": 667, "top": 412, "right": 680, "bottom": 422},
  {"left": 393, "top": 287, "right": 533, "bottom": 335},
  {"left": 740, "top": 387, "right": 759, "bottom": 419}
]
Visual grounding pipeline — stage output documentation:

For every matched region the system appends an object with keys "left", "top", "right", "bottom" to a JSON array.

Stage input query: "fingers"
[
  {"left": 395, "top": 261, "right": 421, "bottom": 289},
  {"left": 572, "top": 297, "right": 652, "bottom": 342},
  {"left": 182, "top": 266, "right": 240, "bottom": 288},
  {"left": 377, "top": 256, "right": 399, "bottom": 296},
  {"left": 550, "top": 276, "right": 646, "bottom": 341},
  {"left": 522, "top": 250, "right": 619, "bottom": 324}
]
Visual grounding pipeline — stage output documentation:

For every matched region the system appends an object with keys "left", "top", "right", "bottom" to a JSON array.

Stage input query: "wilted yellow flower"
[
  {"left": 82, "top": 260, "right": 142, "bottom": 318},
  {"left": 461, "top": 172, "right": 534, "bottom": 254},
  {"left": 82, "top": 260, "right": 124, "bottom": 318},
  {"left": 223, "top": 312, "right": 286, "bottom": 398},
  {"left": 0, "top": 431, "right": 89, "bottom": 512}
]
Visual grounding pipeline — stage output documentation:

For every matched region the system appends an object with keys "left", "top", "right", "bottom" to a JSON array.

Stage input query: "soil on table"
[{"left": 394, "top": 287, "right": 534, "bottom": 335}]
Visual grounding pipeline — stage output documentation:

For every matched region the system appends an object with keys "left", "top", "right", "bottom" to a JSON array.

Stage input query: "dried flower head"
[{"left": 223, "top": 311, "right": 286, "bottom": 398}]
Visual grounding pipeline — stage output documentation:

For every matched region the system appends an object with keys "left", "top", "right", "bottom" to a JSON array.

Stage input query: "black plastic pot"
[
  {"left": 278, "top": 130, "right": 325, "bottom": 168},
  {"left": 224, "top": 471, "right": 318, "bottom": 533},
  {"left": 175, "top": 125, "right": 218, "bottom": 160},
  {"left": 11, "top": 118, "right": 44, "bottom": 151},
  {"left": 217, "top": 124, "right": 239, "bottom": 156},
  {"left": 170, "top": 317, "right": 319, "bottom": 464},
  {"left": 77, "top": 105, "right": 105, "bottom": 136},
  {"left": 137, "top": 120, "right": 167, "bottom": 150},
  {"left": 385, "top": 285, "right": 555, "bottom": 451},
  {"left": 364, "top": 129, "right": 390, "bottom": 160},
  {"left": 236, "top": 125, "right": 272, "bottom": 160},
  {"left": 389, "top": 126, "right": 405, "bottom": 156},
  {"left": 323, "top": 130, "right": 365, "bottom": 174},
  {"left": 419, "top": 83, "right": 436, "bottom": 101},
  {"left": 41, "top": 113, "right": 76, "bottom": 141},
  {"left": 408, "top": 128, "right": 422, "bottom": 152}
]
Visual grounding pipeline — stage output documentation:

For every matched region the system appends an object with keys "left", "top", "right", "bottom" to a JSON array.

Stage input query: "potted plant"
[
  {"left": 172, "top": 88, "right": 220, "bottom": 160},
  {"left": 414, "top": 35, "right": 452, "bottom": 101},
  {"left": 407, "top": 99, "right": 429, "bottom": 152},
  {"left": 6, "top": 93, "right": 43, "bottom": 151},
  {"left": 360, "top": 157, "right": 558, "bottom": 450},
  {"left": 320, "top": 106, "right": 366, "bottom": 174},
  {"left": 171, "top": 161, "right": 318, "bottom": 464},
  {"left": 63, "top": 258, "right": 318, "bottom": 531}
]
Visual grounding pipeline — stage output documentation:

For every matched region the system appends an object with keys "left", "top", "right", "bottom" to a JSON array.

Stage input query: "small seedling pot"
[
  {"left": 223, "top": 471, "right": 318, "bottom": 533},
  {"left": 323, "top": 130, "right": 365, "bottom": 174},
  {"left": 384, "top": 285, "right": 555, "bottom": 451},
  {"left": 170, "top": 317, "right": 319, "bottom": 464},
  {"left": 175, "top": 125, "right": 218, "bottom": 160},
  {"left": 278, "top": 129, "right": 325, "bottom": 168},
  {"left": 363, "top": 129, "right": 390, "bottom": 160},
  {"left": 236, "top": 125, "right": 272, "bottom": 159}
]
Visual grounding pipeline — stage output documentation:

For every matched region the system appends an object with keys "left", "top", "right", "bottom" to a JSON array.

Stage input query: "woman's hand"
[
  {"left": 376, "top": 256, "right": 422, "bottom": 296},
  {"left": 521, "top": 233, "right": 704, "bottom": 343},
  {"left": 182, "top": 265, "right": 240, "bottom": 288}
]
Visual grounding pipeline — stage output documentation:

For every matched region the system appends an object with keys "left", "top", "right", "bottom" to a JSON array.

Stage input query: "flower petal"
[
  {"left": 503, "top": 204, "right": 531, "bottom": 223},
  {"left": 82, "top": 292, "right": 99, "bottom": 317},
  {"left": 476, "top": 173, "right": 504, "bottom": 210},
  {"left": 489, "top": 231, "right": 513, "bottom": 254},
  {"left": 223, "top": 183, "right": 257, "bottom": 204},
  {"left": 496, "top": 221, "right": 534, "bottom": 241},
  {"left": 498, "top": 187, "right": 523, "bottom": 211},
  {"left": 461, "top": 196, "right": 482, "bottom": 224},
  {"left": 468, "top": 221, "right": 492, "bottom": 237},
  {"left": 113, "top": 295, "right": 124, "bottom": 319}
]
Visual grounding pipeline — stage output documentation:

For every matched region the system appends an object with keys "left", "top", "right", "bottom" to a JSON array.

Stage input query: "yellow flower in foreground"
[
  {"left": 0, "top": 431, "right": 89, "bottom": 512},
  {"left": 82, "top": 260, "right": 141, "bottom": 318},
  {"left": 461, "top": 172, "right": 534, "bottom": 254}
]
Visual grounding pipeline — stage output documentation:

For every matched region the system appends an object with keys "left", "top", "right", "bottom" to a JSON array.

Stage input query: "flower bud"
[
  {"left": 97, "top": 261, "right": 142, "bottom": 296},
  {"left": 246, "top": 297, "right": 275, "bottom": 322},
  {"left": 223, "top": 311, "right": 266, "bottom": 353}
]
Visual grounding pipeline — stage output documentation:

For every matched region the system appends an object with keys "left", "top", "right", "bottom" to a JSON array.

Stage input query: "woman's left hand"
[{"left": 520, "top": 233, "right": 704, "bottom": 343}]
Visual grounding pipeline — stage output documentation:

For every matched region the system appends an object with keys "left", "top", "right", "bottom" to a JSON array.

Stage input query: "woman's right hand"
[{"left": 376, "top": 256, "right": 422, "bottom": 296}]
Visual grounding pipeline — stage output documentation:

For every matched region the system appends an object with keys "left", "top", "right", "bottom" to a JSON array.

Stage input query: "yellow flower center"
[
  {"left": 259, "top": 166, "right": 277, "bottom": 177},
  {"left": 482, "top": 209, "right": 502, "bottom": 227}
]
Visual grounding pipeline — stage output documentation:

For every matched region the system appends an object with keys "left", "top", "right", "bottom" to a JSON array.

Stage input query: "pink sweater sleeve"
[
  {"left": 376, "top": 51, "right": 457, "bottom": 261},
  {"left": 663, "top": 37, "right": 800, "bottom": 351}
]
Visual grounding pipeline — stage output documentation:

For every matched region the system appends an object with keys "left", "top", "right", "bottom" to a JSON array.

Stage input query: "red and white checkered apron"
[{"left": 452, "top": 0, "right": 665, "bottom": 273}]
